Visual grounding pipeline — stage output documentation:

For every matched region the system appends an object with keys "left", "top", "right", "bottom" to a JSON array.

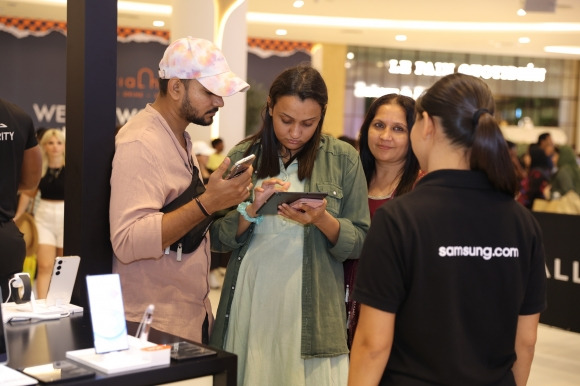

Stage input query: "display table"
[{"left": 5, "top": 313, "right": 236, "bottom": 385}]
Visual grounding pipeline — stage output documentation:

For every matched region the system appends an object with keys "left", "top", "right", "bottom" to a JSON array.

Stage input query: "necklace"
[
  {"left": 368, "top": 174, "right": 400, "bottom": 199},
  {"left": 47, "top": 166, "right": 63, "bottom": 182},
  {"left": 368, "top": 191, "right": 395, "bottom": 200}
]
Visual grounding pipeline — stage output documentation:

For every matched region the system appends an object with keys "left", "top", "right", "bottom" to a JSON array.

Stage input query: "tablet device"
[
  {"left": 22, "top": 360, "right": 95, "bottom": 383},
  {"left": 256, "top": 192, "right": 328, "bottom": 215}
]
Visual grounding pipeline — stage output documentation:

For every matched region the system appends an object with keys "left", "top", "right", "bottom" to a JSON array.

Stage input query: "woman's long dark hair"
[
  {"left": 415, "top": 73, "right": 518, "bottom": 195},
  {"left": 242, "top": 64, "right": 328, "bottom": 181},
  {"left": 358, "top": 94, "right": 420, "bottom": 195}
]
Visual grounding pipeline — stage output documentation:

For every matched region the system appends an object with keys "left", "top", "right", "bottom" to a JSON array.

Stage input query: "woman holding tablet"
[
  {"left": 210, "top": 64, "right": 370, "bottom": 386},
  {"left": 349, "top": 73, "right": 547, "bottom": 385}
]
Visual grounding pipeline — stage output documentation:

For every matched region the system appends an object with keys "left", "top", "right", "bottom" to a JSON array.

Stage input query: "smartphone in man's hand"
[{"left": 226, "top": 154, "right": 256, "bottom": 179}]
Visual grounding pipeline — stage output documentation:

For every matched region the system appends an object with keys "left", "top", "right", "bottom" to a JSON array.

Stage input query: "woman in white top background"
[{"left": 15, "top": 128, "right": 66, "bottom": 299}]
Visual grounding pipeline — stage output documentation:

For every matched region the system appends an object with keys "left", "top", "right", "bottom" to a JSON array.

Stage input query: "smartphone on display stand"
[
  {"left": 45, "top": 255, "right": 81, "bottom": 306},
  {"left": 226, "top": 154, "right": 256, "bottom": 179},
  {"left": 86, "top": 274, "right": 129, "bottom": 354}
]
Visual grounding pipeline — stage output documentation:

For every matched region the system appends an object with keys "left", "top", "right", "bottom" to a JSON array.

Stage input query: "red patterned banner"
[
  {"left": 248, "top": 38, "right": 312, "bottom": 53},
  {"left": 0, "top": 16, "right": 169, "bottom": 43}
]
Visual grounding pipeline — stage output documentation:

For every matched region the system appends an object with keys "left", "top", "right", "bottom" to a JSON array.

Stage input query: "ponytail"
[
  {"left": 416, "top": 73, "right": 518, "bottom": 196},
  {"left": 470, "top": 112, "right": 518, "bottom": 195}
]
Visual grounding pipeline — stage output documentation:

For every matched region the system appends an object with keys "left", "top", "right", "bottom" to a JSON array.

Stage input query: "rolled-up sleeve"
[{"left": 110, "top": 140, "right": 165, "bottom": 263}]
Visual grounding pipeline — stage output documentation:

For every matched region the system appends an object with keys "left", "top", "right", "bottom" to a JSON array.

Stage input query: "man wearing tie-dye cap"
[{"left": 110, "top": 37, "right": 252, "bottom": 344}]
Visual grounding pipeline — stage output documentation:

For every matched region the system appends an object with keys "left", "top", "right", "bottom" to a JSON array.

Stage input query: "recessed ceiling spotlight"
[
  {"left": 544, "top": 46, "right": 580, "bottom": 55},
  {"left": 118, "top": 1, "right": 172, "bottom": 15},
  {"left": 519, "top": 37, "right": 531, "bottom": 44},
  {"left": 153, "top": 20, "right": 165, "bottom": 27},
  {"left": 517, "top": 8, "right": 526, "bottom": 16},
  {"left": 346, "top": 52, "right": 355, "bottom": 60},
  {"left": 276, "top": 29, "right": 288, "bottom": 36},
  {"left": 293, "top": 0, "right": 305, "bottom": 8},
  {"left": 395, "top": 34, "right": 407, "bottom": 41}
]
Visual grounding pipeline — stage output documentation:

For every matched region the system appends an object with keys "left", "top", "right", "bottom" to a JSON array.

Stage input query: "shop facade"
[{"left": 343, "top": 46, "right": 579, "bottom": 149}]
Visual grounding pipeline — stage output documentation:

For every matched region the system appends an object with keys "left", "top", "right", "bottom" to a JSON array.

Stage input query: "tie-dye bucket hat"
[{"left": 158, "top": 37, "right": 250, "bottom": 97}]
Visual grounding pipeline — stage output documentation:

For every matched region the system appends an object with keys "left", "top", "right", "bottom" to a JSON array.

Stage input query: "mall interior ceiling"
[{"left": 2, "top": 0, "right": 579, "bottom": 59}]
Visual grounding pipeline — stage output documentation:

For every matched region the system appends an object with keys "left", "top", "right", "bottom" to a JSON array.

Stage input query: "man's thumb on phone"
[{"left": 217, "top": 157, "right": 231, "bottom": 175}]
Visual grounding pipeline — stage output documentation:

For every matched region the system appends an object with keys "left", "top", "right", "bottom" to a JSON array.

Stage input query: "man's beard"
[{"left": 180, "top": 93, "right": 217, "bottom": 126}]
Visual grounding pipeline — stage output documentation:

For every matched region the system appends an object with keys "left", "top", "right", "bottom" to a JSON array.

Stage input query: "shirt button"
[
  {"left": 231, "top": 286, "right": 235, "bottom": 290},
  {"left": 225, "top": 314, "right": 229, "bottom": 318},
  {"left": 238, "top": 256, "right": 241, "bottom": 261},
  {"left": 333, "top": 190, "right": 337, "bottom": 195}
]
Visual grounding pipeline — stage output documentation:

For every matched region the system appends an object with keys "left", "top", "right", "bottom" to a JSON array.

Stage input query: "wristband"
[
  {"left": 195, "top": 197, "right": 211, "bottom": 217},
  {"left": 237, "top": 202, "right": 264, "bottom": 224}
]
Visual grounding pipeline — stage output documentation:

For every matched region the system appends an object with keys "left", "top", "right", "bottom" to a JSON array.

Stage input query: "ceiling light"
[
  {"left": 118, "top": 1, "right": 171, "bottom": 15},
  {"left": 519, "top": 37, "right": 530, "bottom": 44},
  {"left": 544, "top": 46, "right": 580, "bottom": 55},
  {"left": 346, "top": 52, "right": 355, "bottom": 60},
  {"left": 15, "top": 0, "right": 66, "bottom": 4},
  {"left": 293, "top": 0, "right": 305, "bottom": 8},
  {"left": 275, "top": 29, "right": 288, "bottom": 36},
  {"left": 247, "top": 13, "right": 580, "bottom": 32},
  {"left": 3, "top": 0, "right": 172, "bottom": 15},
  {"left": 153, "top": 20, "right": 165, "bottom": 27},
  {"left": 517, "top": 8, "right": 527, "bottom": 16},
  {"left": 395, "top": 34, "right": 407, "bottom": 41}
]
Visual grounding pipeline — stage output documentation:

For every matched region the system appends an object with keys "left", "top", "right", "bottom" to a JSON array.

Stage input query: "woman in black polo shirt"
[{"left": 349, "top": 73, "right": 547, "bottom": 386}]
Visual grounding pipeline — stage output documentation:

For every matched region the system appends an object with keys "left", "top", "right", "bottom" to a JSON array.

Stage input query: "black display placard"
[{"left": 533, "top": 212, "right": 580, "bottom": 332}]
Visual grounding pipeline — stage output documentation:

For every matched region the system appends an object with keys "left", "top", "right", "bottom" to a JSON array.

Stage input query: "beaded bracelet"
[{"left": 237, "top": 201, "right": 264, "bottom": 224}]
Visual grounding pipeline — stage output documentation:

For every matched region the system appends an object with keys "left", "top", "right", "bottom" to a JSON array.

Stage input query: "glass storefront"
[{"left": 343, "top": 46, "right": 579, "bottom": 145}]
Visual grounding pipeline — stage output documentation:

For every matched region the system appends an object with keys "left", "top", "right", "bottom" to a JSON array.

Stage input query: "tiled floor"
[
  {"left": 528, "top": 324, "right": 580, "bottom": 385},
  {"left": 209, "top": 274, "right": 580, "bottom": 385}
]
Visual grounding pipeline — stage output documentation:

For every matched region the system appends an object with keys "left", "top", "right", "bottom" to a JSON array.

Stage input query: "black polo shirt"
[{"left": 354, "top": 169, "right": 547, "bottom": 386}]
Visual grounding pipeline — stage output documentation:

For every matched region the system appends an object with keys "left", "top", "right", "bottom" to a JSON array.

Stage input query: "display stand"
[
  {"left": 66, "top": 336, "right": 170, "bottom": 374},
  {"left": 2, "top": 301, "right": 83, "bottom": 323}
]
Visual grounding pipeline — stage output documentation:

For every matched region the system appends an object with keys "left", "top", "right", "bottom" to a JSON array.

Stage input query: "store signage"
[
  {"left": 355, "top": 59, "right": 547, "bottom": 98},
  {"left": 546, "top": 258, "right": 580, "bottom": 283},
  {"left": 458, "top": 63, "right": 546, "bottom": 82},
  {"left": 533, "top": 212, "right": 580, "bottom": 333},
  {"left": 354, "top": 82, "right": 426, "bottom": 99},
  {"left": 387, "top": 59, "right": 546, "bottom": 82},
  {"left": 388, "top": 60, "right": 455, "bottom": 77},
  {"left": 30, "top": 103, "right": 144, "bottom": 128}
]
